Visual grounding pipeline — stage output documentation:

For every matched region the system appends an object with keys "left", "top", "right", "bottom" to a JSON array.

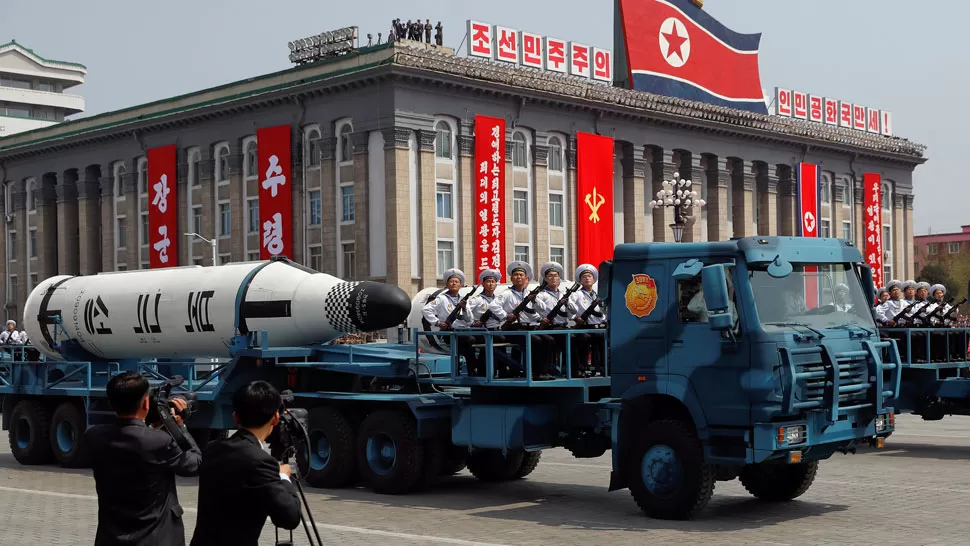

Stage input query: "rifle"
[
  {"left": 440, "top": 285, "right": 480, "bottom": 328},
  {"left": 890, "top": 301, "right": 922, "bottom": 325},
  {"left": 918, "top": 297, "right": 955, "bottom": 326},
  {"left": 501, "top": 280, "right": 548, "bottom": 330},
  {"left": 940, "top": 298, "right": 968, "bottom": 327},
  {"left": 578, "top": 297, "right": 605, "bottom": 324},
  {"left": 540, "top": 282, "right": 582, "bottom": 329}
]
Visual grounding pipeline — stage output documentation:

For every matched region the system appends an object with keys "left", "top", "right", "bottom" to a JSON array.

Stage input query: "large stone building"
[
  {"left": 0, "top": 40, "right": 926, "bottom": 322},
  {"left": 0, "top": 40, "right": 86, "bottom": 138}
]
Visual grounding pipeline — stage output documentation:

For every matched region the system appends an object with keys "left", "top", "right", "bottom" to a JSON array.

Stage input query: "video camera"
[{"left": 146, "top": 376, "right": 200, "bottom": 453}]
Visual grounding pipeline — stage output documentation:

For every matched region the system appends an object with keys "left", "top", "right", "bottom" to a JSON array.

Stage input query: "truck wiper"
[
  {"left": 831, "top": 322, "right": 874, "bottom": 336},
  {"left": 764, "top": 322, "right": 826, "bottom": 338}
]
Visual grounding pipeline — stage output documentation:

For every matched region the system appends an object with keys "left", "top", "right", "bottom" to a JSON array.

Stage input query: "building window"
[
  {"left": 8, "top": 232, "right": 16, "bottom": 261},
  {"left": 117, "top": 217, "right": 127, "bottom": 248},
  {"left": 436, "top": 241, "right": 454, "bottom": 276},
  {"left": 193, "top": 257, "right": 203, "bottom": 266},
  {"left": 309, "top": 190, "right": 322, "bottom": 225},
  {"left": 883, "top": 266, "right": 892, "bottom": 283},
  {"left": 219, "top": 254, "right": 231, "bottom": 265},
  {"left": 549, "top": 194, "right": 563, "bottom": 227},
  {"left": 192, "top": 206, "right": 202, "bottom": 235},
  {"left": 928, "top": 244, "right": 938, "bottom": 255},
  {"left": 306, "top": 129, "right": 321, "bottom": 167},
  {"left": 548, "top": 137, "right": 563, "bottom": 172},
  {"left": 309, "top": 245, "right": 322, "bottom": 272},
  {"left": 842, "top": 221, "right": 852, "bottom": 242},
  {"left": 820, "top": 219, "right": 830, "bottom": 238},
  {"left": 342, "top": 242, "right": 356, "bottom": 277},
  {"left": 26, "top": 180, "right": 35, "bottom": 212},
  {"left": 339, "top": 124, "right": 353, "bottom": 163},
  {"left": 189, "top": 151, "right": 201, "bottom": 187},
  {"left": 341, "top": 185, "right": 355, "bottom": 222},
  {"left": 28, "top": 228, "right": 36, "bottom": 258},
  {"left": 217, "top": 146, "right": 230, "bottom": 183},
  {"left": 820, "top": 179, "right": 831, "bottom": 204},
  {"left": 949, "top": 242, "right": 961, "bottom": 254},
  {"left": 435, "top": 121, "right": 452, "bottom": 160},
  {"left": 8, "top": 276, "right": 17, "bottom": 301},
  {"left": 436, "top": 183, "right": 453, "bottom": 219},
  {"left": 247, "top": 199, "right": 259, "bottom": 233},
  {"left": 247, "top": 251, "right": 259, "bottom": 262},
  {"left": 514, "top": 245, "right": 530, "bottom": 263},
  {"left": 139, "top": 160, "right": 147, "bottom": 194},
  {"left": 513, "top": 190, "right": 528, "bottom": 224},
  {"left": 29, "top": 273, "right": 37, "bottom": 290},
  {"left": 245, "top": 140, "right": 257, "bottom": 178},
  {"left": 219, "top": 203, "right": 231, "bottom": 236},
  {"left": 550, "top": 246, "right": 564, "bottom": 265},
  {"left": 38, "top": 82, "right": 54, "bottom": 92},
  {"left": 141, "top": 213, "right": 149, "bottom": 246},
  {"left": 512, "top": 133, "right": 527, "bottom": 168},
  {"left": 883, "top": 226, "right": 892, "bottom": 252}
]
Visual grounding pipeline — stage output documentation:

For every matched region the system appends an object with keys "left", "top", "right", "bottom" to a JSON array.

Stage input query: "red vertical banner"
[
  {"left": 576, "top": 131, "right": 615, "bottom": 267},
  {"left": 864, "top": 172, "right": 884, "bottom": 293},
  {"left": 257, "top": 125, "right": 293, "bottom": 260},
  {"left": 798, "top": 162, "right": 819, "bottom": 309},
  {"left": 148, "top": 144, "right": 178, "bottom": 268},
  {"left": 474, "top": 115, "right": 506, "bottom": 281}
]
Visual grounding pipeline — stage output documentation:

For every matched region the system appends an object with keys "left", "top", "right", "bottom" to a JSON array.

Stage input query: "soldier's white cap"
[
  {"left": 903, "top": 280, "right": 917, "bottom": 291},
  {"left": 539, "top": 261, "right": 565, "bottom": 280},
  {"left": 917, "top": 281, "right": 931, "bottom": 291},
  {"left": 443, "top": 268, "right": 465, "bottom": 285},
  {"left": 931, "top": 284, "right": 947, "bottom": 296},
  {"left": 877, "top": 287, "right": 888, "bottom": 296},
  {"left": 835, "top": 283, "right": 849, "bottom": 293},
  {"left": 575, "top": 264, "right": 598, "bottom": 283},
  {"left": 478, "top": 269, "right": 501, "bottom": 283},
  {"left": 507, "top": 261, "right": 533, "bottom": 280},
  {"left": 5, "top": 320, "right": 14, "bottom": 327},
  {"left": 887, "top": 279, "right": 902, "bottom": 291}
]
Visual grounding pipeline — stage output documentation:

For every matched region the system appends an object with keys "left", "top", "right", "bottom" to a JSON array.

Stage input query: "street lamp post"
[
  {"left": 185, "top": 232, "right": 217, "bottom": 266},
  {"left": 648, "top": 171, "right": 707, "bottom": 243}
]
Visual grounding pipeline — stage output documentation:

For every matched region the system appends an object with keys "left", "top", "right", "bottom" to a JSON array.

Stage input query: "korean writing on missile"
[
  {"left": 257, "top": 125, "right": 293, "bottom": 260},
  {"left": 147, "top": 144, "right": 178, "bottom": 268},
  {"left": 133, "top": 293, "right": 163, "bottom": 335},
  {"left": 863, "top": 173, "right": 884, "bottom": 291},
  {"left": 473, "top": 115, "right": 506, "bottom": 280},
  {"left": 185, "top": 290, "right": 216, "bottom": 333}
]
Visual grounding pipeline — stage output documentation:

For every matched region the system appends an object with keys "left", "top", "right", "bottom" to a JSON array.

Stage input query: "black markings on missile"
[
  {"left": 239, "top": 300, "right": 292, "bottom": 320},
  {"left": 84, "top": 296, "right": 113, "bottom": 335},
  {"left": 133, "top": 293, "right": 162, "bottom": 335},
  {"left": 185, "top": 291, "right": 215, "bottom": 333}
]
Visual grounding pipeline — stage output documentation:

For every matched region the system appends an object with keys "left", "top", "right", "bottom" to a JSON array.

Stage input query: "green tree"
[{"left": 918, "top": 263, "right": 961, "bottom": 304}]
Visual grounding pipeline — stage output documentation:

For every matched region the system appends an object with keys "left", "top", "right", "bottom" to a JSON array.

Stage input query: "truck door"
[
  {"left": 665, "top": 262, "right": 750, "bottom": 427},
  {"left": 610, "top": 259, "right": 668, "bottom": 395}
]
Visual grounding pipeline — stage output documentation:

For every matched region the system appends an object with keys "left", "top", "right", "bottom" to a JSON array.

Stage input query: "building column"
[
  {"left": 893, "top": 194, "right": 905, "bottom": 279},
  {"left": 0, "top": 180, "right": 7, "bottom": 316},
  {"left": 37, "top": 172, "right": 59, "bottom": 280},
  {"left": 9, "top": 180, "right": 26, "bottom": 318},
  {"left": 904, "top": 195, "right": 915, "bottom": 279},
  {"left": 290, "top": 133, "right": 305, "bottom": 266},
  {"left": 56, "top": 169, "right": 80, "bottom": 275},
  {"left": 418, "top": 129, "right": 436, "bottom": 284},
  {"left": 731, "top": 160, "right": 755, "bottom": 237},
  {"left": 758, "top": 164, "right": 778, "bottom": 236},
  {"left": 319, "top": 137, "right": 338, "bottom": 275},
  {"left": 99, "top": 171, "right": 115, "bottom": 271},
  {"left": 123, "top": 168, "right": 139, "bottom": 268},
  {"left": 175, "top": 155, "right": 190, "bottom": 266},
  {"left": 621, "top": 143, "right": 646, "bottom": 243},
  {"left": 383, "top": 128, "right": 413, "bottom": 294},
  {"left": 457, "top": 133, "right": 474, "bottom": 277},
  {"left": 533, "top": 142, "right": 550, "bottom": 265},
  {"left": 351, "top": 131, "right": 370, "bottom": 279},
  {"left": 566, "top": 136, "right": 578, "bottom": 264},
  {"left": 649, "top": 147, "right": 675, "bottom": 242},
  {"left": 704, "top": 157, "right": 731, "bottom": 241},
  {"left": 77, "top": 166, "right": 101, "bottom": 275},
  {"left": 832, "top": 183, "right": 844, "bottom": 239},
  {"left": 854, "top": 182, "right": 865, "bottom": 247},
  {"left": 779, "top": 167, "right": 796, "bottom": 236}
]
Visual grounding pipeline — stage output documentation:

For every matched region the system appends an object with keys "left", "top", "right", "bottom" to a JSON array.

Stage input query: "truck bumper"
[{"left": 752, "top": 410, "right": 895, "bottom": 463}]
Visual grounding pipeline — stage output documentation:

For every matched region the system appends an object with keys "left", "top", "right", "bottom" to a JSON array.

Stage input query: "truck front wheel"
[
  {"left": 739, "top": 460, "right": 819, "bottom": 501},
  {"left": 626, "top": 419, "right": 715, "bottom": 520}
]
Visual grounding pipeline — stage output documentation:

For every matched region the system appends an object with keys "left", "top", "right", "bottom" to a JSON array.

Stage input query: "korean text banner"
[
  {"left": 798, "top": 162, "right": 819, "bottom": 309},
  {"left": 864, "top": 173, "right": 884, "bottom": 291},
  {"left": 147, "top": 144, "right": 178, "bottom": 268},
  {"left": 257, "top": 125, "right": 293, "bottom": 260},
  {"left": 576, "top": 131, "right": 615, "bottom": 268},
  {"left": 474, "top": 115, "right": 506, "bottom": 281}
]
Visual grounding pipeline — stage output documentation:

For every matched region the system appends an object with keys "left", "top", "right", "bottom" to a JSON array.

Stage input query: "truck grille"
[{"left": 779, "top": 346, "right": 881, "bottom": 417}]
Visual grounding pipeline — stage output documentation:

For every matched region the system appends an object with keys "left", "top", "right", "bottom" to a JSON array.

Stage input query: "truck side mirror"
[
  {"left": 597, "top": 260, "right": 612, "bottom": 301},
  {"left": 701, "top": 264, "right": 733, "bottom": 332}
]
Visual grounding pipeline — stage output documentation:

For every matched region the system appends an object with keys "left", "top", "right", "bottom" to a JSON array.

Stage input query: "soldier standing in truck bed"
[{"left": 568, "top": 263, "right": 607, "bottom": 377}]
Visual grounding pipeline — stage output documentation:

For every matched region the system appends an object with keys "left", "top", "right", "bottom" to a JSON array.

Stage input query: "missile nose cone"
[{"left": 325, "top": 281, "right": 413, "bottom": 332}]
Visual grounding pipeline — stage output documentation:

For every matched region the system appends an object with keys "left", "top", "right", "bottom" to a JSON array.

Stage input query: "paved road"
[{"left": 0, "top": 414, "right": 968, "bottom": 545}]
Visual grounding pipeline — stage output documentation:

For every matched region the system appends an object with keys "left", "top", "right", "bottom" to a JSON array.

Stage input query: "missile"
[{"left": 23, "top": 258, "right": 412, "bottom": 362}]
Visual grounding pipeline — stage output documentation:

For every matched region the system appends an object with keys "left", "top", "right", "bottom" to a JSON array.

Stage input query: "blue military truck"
[{"left": 0, "top": 237, "right": 899, "bottom": 520}]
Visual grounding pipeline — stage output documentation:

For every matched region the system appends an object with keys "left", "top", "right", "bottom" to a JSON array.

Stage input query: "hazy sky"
[{"left": 3, "top": 0, "right": 965, "bottom": 235}]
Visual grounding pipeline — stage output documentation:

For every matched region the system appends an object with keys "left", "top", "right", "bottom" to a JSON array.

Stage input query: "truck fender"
[{"left": 619, "top": 376, "right": 710, "bottom": 438}]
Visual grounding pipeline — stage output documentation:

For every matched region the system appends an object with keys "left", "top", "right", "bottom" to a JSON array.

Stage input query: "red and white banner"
[
  {"left": 576, "top": 131, "right": 615, "bottom": 268},
  {"left": 474, "top": 115, "right": 506, "bottom": 281},
  {"left": 256, "top": 124, "right": 293, "bottom": 260},
  {"left": 864, "top": 172, "right": 884, "bottom": 292},
  {"left": 148, "top": 144, "right": 178, "bottom": 268},
  {"left": 798, "top": 162, "right": 819, "bottom": 309}
]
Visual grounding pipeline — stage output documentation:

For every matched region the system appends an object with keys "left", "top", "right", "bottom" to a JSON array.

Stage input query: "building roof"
[
  {"left": 0, "top": 41, "right": 927, "bottom": 165},
  {"left": 915, "top": 226, "right": 970, "bottom": 241},
  {"left": 0, "top": 39, "right": 88, "bottom": 72}
]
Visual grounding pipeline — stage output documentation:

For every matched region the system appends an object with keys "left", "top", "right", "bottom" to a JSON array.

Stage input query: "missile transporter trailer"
[{"left": 0, "top": 238, "right": 900, "bottom": 520}]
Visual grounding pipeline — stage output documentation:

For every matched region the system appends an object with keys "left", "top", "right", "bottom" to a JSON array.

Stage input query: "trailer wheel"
[
  {"left": 440, "top": 445, "right": 468, "bottom": 476},
  {"left": 50, "top": 401, "right": 90, "bottom": 468},
  {"left": 626, "top": 419, "right": 715, "bottom": 520},
  {"left": 304, "top": 406, "right": 357, "bottom": 489},
  {"left": 739, "top": 461, "right": 819, "bottom": 502},
  {"left": 8, "top": 400, "right": 53, "bottom": 465},
  {"left": 466, "top": 449, "right": 525, "bottom": 482},
  {"left": 513, "top": 450, "right": 542, "bottom": 479},
  {"left": 356, "top": 410, "right": 424, "bottom": 494}
]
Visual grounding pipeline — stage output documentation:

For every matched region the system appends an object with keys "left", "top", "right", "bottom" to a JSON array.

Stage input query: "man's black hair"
[
  {"left": 232, "top": 380, "right": 282, "bottom": 428},
  {"left": 106, "top": 371, "right": 149, "bottom": 416}
]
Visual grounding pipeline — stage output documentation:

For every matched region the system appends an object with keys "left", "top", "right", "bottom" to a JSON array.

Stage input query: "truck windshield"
[{"left": 748, "top": 263, "right": 877, "bottom": 332}]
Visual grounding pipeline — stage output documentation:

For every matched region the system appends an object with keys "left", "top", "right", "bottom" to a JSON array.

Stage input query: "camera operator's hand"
[
  {"left": 279, "top": 463, "right": 292, "bottom": 481},
  {"left": 170, "top": 398, "right": 188, "bottom": 426}
]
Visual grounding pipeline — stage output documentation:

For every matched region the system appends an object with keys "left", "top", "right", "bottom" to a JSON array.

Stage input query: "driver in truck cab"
[{"left": 686, "top": 275, "right": 738, "bottom": 326}]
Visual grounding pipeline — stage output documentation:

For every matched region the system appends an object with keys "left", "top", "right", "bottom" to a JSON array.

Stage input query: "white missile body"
[
  {"left": 406, "top": 280, "right": 579, "bottom": 355},
  {"left": 24, "top": 259, "right": 412, "bottom": 361}
]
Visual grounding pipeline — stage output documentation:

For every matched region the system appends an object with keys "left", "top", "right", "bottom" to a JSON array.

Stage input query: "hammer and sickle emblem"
[{"left": 585, "top": 187, "right": 606, "bottom": 223}]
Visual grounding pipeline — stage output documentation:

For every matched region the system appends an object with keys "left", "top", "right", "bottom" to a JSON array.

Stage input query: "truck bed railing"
[{"left": 878, "top": 327, "right": 970, "bottom": 368}]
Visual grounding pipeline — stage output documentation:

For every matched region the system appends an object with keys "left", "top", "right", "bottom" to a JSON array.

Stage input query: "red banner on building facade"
[
  {"left": 798, "top": 162, "right": 819, "bottom": 308},
  {"left": 474, "top": 115, "right": 506, "bottom": 281},
  {"left": 576, "top": 131, "right": 615, "bottom": 268},
  {"left": 257, "top": 125, "right": 293, "bottom": 260},
  {"left": 864, "top": 172, "right": 884, "bottom": 292},
  {"left": 148, "top": 144, "right": 178, "bottom": 268}
]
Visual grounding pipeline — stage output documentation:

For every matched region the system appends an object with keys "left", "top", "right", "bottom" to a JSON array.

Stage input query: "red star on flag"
[{"left": 663, "top": 24, "right": 688, "bottom": 62}]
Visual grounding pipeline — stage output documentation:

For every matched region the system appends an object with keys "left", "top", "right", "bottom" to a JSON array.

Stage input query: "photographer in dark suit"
[
  {"left": 86, "top": 371, "right": 202, "bottom": 546},
  {"left": 190, "top": 380, "right": 302, "bottom": 546}
]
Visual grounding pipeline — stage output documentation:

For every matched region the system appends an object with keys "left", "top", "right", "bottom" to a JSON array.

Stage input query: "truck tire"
[
  {"left": 626, "top": 419, "right": 715, "bottom": 520},
  {"left": 50, "top": 401, "right": 90, "bottom": 468},
  {"left": 739, "top": 461, "right": 819, "bottom": 501},
  {"left": 466, "top": 449, "right": 525, "bottom": 482},
  {"left": 355, "top": 409, "right": 424, "bottom": 494},
  {"left": 513, "top": 450, "right": 542, "bottom": 479},
  {"left": 304, "top": 406, "right": 358, "bottom": 489},
  {"left": 415, "top": 437, "right": 446, "bottom": 490},
  {"left": 8, "top": 400, "right": 53, "bottom": 465},
  {"left": 440, "top": 445, "right": 468, "bottom": 476}
]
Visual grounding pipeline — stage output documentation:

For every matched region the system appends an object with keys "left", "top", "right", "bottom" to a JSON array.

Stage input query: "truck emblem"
[
  {"left": 625, "top": 274, "right": 658, "bottom": 318},
  {"left": 585, "top": 186, "right": 606, "bottom": 223}
]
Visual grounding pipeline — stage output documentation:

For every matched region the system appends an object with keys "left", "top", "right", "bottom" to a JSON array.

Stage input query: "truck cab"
[{"left": 602, "top": 236, "right": 900, "bottom": 519}]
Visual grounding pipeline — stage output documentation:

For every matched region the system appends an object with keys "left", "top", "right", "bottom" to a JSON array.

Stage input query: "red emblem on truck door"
[{"left": 625, "top": 274, "right": 658, "bottom": 318}]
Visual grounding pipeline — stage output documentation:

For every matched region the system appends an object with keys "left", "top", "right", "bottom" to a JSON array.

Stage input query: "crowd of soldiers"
[
  {"left": 421, "top": 261, "right": 607, "bottom": 381},
  {"left": 873, "top": 279, "right": 967, "bottom": 363},
  {"left": 387, "top": 18, "right": 443, "bottom": 46}
]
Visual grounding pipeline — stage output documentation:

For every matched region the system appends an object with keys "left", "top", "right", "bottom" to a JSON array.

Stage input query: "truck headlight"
[
  {"left": 875, "top": 412, "right": 894, "bottom": 432},
  {"left": 777, "top": 425, "right": 807, "bottom": 446}
]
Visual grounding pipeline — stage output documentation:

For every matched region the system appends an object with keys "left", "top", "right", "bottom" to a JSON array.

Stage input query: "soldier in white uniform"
[
  {"left": 568, "top": 264, "right": 606, "bottom": 377},
  {"left": 916, "top": 282, "right": 931, "bottom": 303},
  {"left": 422, "top": 268, "right": 477, "bottom": 374},
  {"left": 876, "top": 279, "right": 906, "bottom": 326},
  {"left": 0, "top": 320, "right": 23, "bottom": 345},
  {"left": 466, "top": 268, "right": 509, "bottom": 377},
  {"left": 902, "top": 280, "right": 917, "bottom": 304},
  {"left": 833, "top": 283, "right": 853, "bottom": 313},
  {"left": 501, "top": 261, "right": 554, "bottom": 380},
  {"left": 534, "top": 262, "right": 571, "bottom": 379}
]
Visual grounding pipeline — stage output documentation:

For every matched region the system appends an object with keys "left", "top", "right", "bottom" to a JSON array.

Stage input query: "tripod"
[{"left": 275, "top": 448, "right": 324, "bottom": 546}]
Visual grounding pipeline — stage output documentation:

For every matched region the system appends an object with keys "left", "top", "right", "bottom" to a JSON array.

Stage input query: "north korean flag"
[
  {"left": 798, "top": 163, "right": 820, "bottom": 309},
  {"left": 617, "top": 0, "right": 768, "bottom": 114}
]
